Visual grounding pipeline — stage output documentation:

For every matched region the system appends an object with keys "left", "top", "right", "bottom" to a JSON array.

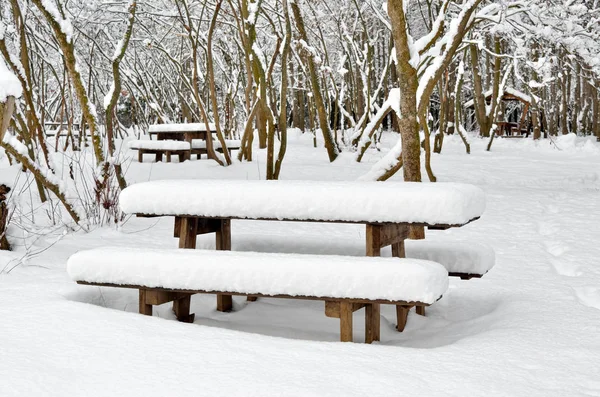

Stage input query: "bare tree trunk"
[{"left": 290, "top": 1, "right": 338, "bottom": 162}]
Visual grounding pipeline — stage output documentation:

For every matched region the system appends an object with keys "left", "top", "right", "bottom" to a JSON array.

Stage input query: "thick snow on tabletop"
[
  {"left": 129, "top": 140, "right": 190, "bottom": 151},
  {"left": 406, "top": 240, "right": 495, "bottom": 275},
  {"left": 148, "top": 123, "right": 217, "bottom": 133},
  {"left": 68, "top": 247, "right": 449, "bottom": 304},
  {"left": 0, "top": 61, "right": 22, "bottom": 102},
  {"left": 120, "top": 180, "right": 486, "bottom": 225}
]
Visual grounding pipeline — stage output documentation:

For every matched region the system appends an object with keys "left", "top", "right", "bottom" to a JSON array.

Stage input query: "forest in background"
[{"left": 0, "top": 0, "right": 599, "bottom": 233}]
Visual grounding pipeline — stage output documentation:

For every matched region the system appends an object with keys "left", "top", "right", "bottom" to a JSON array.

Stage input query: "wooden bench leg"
[
  {"left": 217, "top": 295, "right": 233, "bottom": 312},
  {"left": 166, "top": 151, "right": 172, "bottom": 163},
  {"left": 173, "top": 294, "right": 195, "bottom": 323},
  {"left": 139, "top": 289, "right": 152, "bottom": 316},
  {"left": 391, "top": 241, "right": 405, "bottom": 258},
  {"left": 365, "top": 303, "right": 380, "bottom": 343},
  {"left": 138, "top": 150, "right": 143, "bottom": 163},
  {"left": 155, "top": 152, "right": 162, "bottom": 162},
  {"left": 216, "top": 219, "right": 233, "bottom": 312},
  {"left": 340, "top": 301, "right": 353, "bottom": 342},
  {"left": 396, "top": 305, "right": 410, "bottom": 332},
  {"left": 416, "top": 306, "right": 426, "bottom": 316}
]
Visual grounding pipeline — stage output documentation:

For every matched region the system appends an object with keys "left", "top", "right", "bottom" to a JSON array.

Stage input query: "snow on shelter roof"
[
  {"left": 148, "top": 123, "right": 217, "bottom": 133},
  {"left": 120, "top": 180, "right": 486, "bottom": 226},
  {"left": 464, "top": 87, "right": 531, "bottom": 108},
  {"left": 67, "top": 247, "right": 449, "bottom": 304}
]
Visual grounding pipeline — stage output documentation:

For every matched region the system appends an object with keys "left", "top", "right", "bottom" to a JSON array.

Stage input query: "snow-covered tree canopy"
[{"left": 0, "top": 0, "right": 599, "bottom": 224}]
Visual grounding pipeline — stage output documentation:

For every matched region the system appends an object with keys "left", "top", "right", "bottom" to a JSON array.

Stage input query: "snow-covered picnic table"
[
  {"left": 148, "top": 123, "right": 221, "bottom": 161},
  {"left": 119, "top": 180, "right": 488, "bottom": 328}
]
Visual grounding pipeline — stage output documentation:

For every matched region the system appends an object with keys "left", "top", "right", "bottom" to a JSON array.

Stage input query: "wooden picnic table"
[
  {"left": 148, "top": 123, "right": 218, "bottom": 160},
  {"left": 120, "top": 180, "right": 486, "bottom": 330}
]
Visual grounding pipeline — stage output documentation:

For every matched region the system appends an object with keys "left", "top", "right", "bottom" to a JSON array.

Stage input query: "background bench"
[
  {"left": 129, "top": 140, "right": 191, "bottom": 163},
  {"left": 68, "top": 247, "right": 449, "bottom": 343},
  {"left": 191, "top": 139, "right": 241, "bottom": 159}
]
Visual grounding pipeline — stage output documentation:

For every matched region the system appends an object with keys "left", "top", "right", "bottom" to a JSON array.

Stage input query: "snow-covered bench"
[
  {"left": 129, "top": 140, "right": 191, "bottom": 163},
  {"left": 191, "top": 139, "right": 240, "bottom": 159},
  {"left": 406, "top": 240, "right": 495, "bottom": 280},
  {"left": 68, "top": 247, "right": 449, "bottom": 343},
  {"left": 120, "top": 180, "right": 487, "bottom": 327}
]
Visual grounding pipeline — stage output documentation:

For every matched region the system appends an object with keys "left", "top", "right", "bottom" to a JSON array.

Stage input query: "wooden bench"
[
  {"left": 148, "top": 123, "right": 220, "bottom": 161},
  {"left": 129, "top": 140, "right": 191, "bottom": 163},
  {"left": 119, "top": 180, "right": 487, "bottom": 329},
  {"left": 68, "top": 247, "right": 449, "bottom": 343},
  {"left": 191, "top": 139, "right": 241, "bottom": 159},
  {"left": 406, "top": 240, "right": 495, "bottom": 280}
]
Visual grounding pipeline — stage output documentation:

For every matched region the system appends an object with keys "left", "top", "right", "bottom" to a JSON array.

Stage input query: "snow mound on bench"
[
  {"left": 120, "top": 180, "right": 485, "bottom": 225},
  {"left": 149, "top": 123, "right": 216, "bottom": 133},
  {"left": 191, "top": 139, "right": 241, "bottom": 149},
  {"left": 405, "top": 240, "right": 495, "bottom": 276},
  {"left": 67, "top": 248, "right": 449, "bottom": 304},
  {"left": 129, "top": 140, "right": 191, "bottom": 151}
]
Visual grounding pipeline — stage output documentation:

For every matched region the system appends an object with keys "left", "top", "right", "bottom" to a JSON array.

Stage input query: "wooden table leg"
[
  {"left": 216, "top": 219, "right": 233, "bottom": 311},
  {"left": 365, "top": 303, "right": 380, "bottom": 343},
  {"left": 366, "top": 224, "right": 381, "bottom": 257},
  {"left": 367, "top": 224, "right": 416, "bottom": 330},
  {"left": 175, "top": 217, "right": 197, "bottom": 317},
  {"left": 178, "top": 217, "right": 198, "bottom": 249},
  {"left": 139, "top": 289, "right": 152, "bottom": 316},
  {"left": 340, "top": 301, "right": 353, "bottom": 342}
]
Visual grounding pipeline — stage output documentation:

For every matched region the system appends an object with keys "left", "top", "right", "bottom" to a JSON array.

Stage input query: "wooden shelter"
[{"left": 464, "top": 87, "right": 532, "bottom": 136}]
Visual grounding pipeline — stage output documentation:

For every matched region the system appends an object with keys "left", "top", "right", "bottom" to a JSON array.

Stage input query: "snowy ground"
[{"left": 1, "top": 132, "right": 600, "bottom": 396}]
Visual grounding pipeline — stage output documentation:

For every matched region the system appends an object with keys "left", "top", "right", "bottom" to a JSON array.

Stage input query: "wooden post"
[
  {"left": 173, "top": 295, "right": 195, "bottom": 323},
  {"left": 178, "top": 217, "right": 198, "bottom": 249},
  {"left": 176, "top": 217, "right": 197, "bottom": 316},
  {"left": 416, "top": 306, "right": 426, "bottom": 316},
  {"left": 216, "top": 219, "right": 233, "bottom": 311},
  {"left": 396, "top": 306, "right": 409, "bottom": 332},
  {"left": 339, "top": 301, "right": 353, "bottom": 342},
  {"left": 391, "top": 241, "right": 405, "bottom": 258},
  {"left": 366, "top": 224, "right": 381, "bottom": 257},
  {"left": 365, "top": 303, "right": 380, "bottom": 343},
  {"left": 139, "top": 289, "right": 152, "bottom": 316}
]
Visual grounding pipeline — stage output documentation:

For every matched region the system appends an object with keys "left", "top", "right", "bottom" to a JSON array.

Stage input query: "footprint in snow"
[
  {"left": 549, "top": 258, "right": 582, "bottom": 277},
  {"left": 544, "top": 241, "right": 570, "bottom": 257},
  {"left": 574, "top": 287, "right": 600, "bottom": 311}
]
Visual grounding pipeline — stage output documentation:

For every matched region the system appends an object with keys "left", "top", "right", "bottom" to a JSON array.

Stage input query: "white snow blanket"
[
  {"left": 120, "top": 180, "right": 485, "bottom": 225},
  {"left": 405, "top": 240, "right": 495, "bottom": 276},
  {"left": 148, "top": 123, "right": 217, "bottom": 133},
  {"left": 67, "top": 247, "right": 449, "bottom": 304},
  {"left": 129, "top": 140, "right": 190, "bottom": 151},
  {"left": 191, "top": 139, "right": 241, "bottom": 149}
]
